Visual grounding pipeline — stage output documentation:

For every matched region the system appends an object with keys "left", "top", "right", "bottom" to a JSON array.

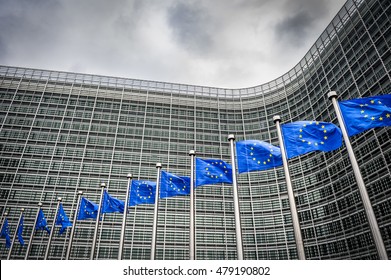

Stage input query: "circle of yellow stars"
[
  {"left": 136, "top": 181, "right": 153, "bottom": 200},
  {"left": 249, "top": 142, "right": 273, "bottom": 165},
  {"left": 205, "top": 161, "right": 229, "bottom": 179},
  {"left": 169, "top": 177, "right": 187, "bottom": 192},
  {"left": 299, "top": 122, "right": 326, "bottom": 146},
  {"left": 360, "top": 100, "right": 391, "bottom": 120}
]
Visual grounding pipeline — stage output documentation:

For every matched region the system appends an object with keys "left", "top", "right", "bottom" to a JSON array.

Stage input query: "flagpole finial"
[
  {"left": 189, "top": 150, "right": 196, "bottom": 156},
  {"left": 38, "top": 202, "right": 43, "bottom": 207},
  {"left": 21, "top": 208, "right": 24, "bottom": 212},
  {"left": 3, "top": 212, "right": 8, "bottom": 216},
  {"left": 273, "top": 115, "right": 281, "bottom": 123},
  {"left": 327, "top": 91, "right": 337, "bottom": 100},
  {"left": 100, "top": 182, "right": 106, "bottom": 188},
  {"left": 57, "top": 197, "right": 62, "bottom": 201},
  {"left": 127, "top": 173, "right": 133, "bottom": 179},
  {"left": 77, "top": 191, "right": 83, "bottom": 195},
  {"left": 156, "top": 163, "right": 162, "bottom": 168},
  {"left": 228, "top": 134, "right": 235, "bottom": 141}
]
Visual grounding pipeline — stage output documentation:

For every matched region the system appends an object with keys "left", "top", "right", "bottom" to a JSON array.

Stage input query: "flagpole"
[
  {"left": 7, "top": 209, "right": 24, "bottom": 259},
  {"left": 1, "top": 212, "right": 9, "bottom": 249},
  {"left": 118, "top": 173, "right": 133, "bottom": 260},
  {"left": 66, "top": 191, "right": 83, "bottom": 260},
  {"left": 228, "top": 134, "right": 244, "bottom": 260},
  {"left": 328, "top": 91, "right": 388, "bottom": 260},
  {"left": 273, "top": 116, "right": 306, "bottom": 260},
  {"left": 189, "top": 150, "right": 196, "bottom": 260},
  {"left": 90, "top": 182, "right": 106, "bottom": 260},
  {"left": 25, "top": 202, "right": 42, "bottom": 260},
  {"left": 151, "top": 163, "right": 162, "bottom": 260},
  {"left": 44, "top": 197, "right": 62, "bottom": 260}
]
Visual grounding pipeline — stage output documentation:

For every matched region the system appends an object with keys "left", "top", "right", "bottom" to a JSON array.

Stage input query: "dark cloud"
[
  {"left": 0, "top": 0, "right": 345, "bottom": 88},
  {"left": 167, "top": 1, "right": 214, "bottom": 55}
]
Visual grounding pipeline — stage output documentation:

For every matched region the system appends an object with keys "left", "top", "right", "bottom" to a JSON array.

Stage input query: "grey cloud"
[{"left": 167, "top": 1, "right": 214, "bottom": 55}]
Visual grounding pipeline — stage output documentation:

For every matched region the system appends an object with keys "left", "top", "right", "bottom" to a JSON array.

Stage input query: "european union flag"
[
  {"left": 18, "top": 215, "right": 25, "bottom": 246},
  {"left": 236, "top": 140, "right": 283, "bottom": 173},
  {"left": 282, "top": 121, "right": 343, "bottom": 159},
  {"left": 160, "top": 170, "right": 191, "bottom": 199},
  {"left": 77, "top": 197, "right": 99, "bottom": 220},
  {"left": 102, "top": 190, "right": 125, "bottom": 214},
  {"left": 56, "top": 203, "right": 72, "bottom": 234},
  {"left": 36, "top": 209, "right": 50, "bottom": 234},
  {"left": 195, "top": 158, "right": 233, "bottom": 187},
  {"left": 339, "top": 94, "right": 391, "bottom": 136},
  {"left": 0, "top": 218, "right": 11, "bottom": 248},
  {"left": 129, "top": 180, "right": 156, "bottom": 206}
]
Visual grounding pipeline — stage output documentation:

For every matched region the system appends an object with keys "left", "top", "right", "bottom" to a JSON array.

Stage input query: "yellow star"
[
  {"left": 371, "top": 100, "right": 375, "bottom": 104},
  {"left": 371, "top": 116, "right": 375, "bottom": 120},
  {"left": 324, "top": 136, "right": 328, "bottom": 140},
  {"left": 386, "top": 114, "right": 390, "bottom": 118},
  {"left": 299, "top": 129, "right": 302, "bottom": 132},
  {"left": 316, "top": 122, "right": 319, "bottom": 125},
  {"left": 379, "top": 117, "right": 383, "bottom": 121},
  {"left": 299, "top": 135, "right": 302, "bottom": 138},
  {"left": 323, "top": 130, "right": 327, "bottom": 133},
  {"left": 321, "top": 125, "right": 325, "bottom": 129},
  {"left": 361, "top": 110, "right": 365, "bottom": 114}
]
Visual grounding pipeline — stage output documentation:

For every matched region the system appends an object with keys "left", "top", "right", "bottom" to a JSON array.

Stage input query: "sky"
[{"left": 0, "top": 0, "right": 346, "bottom": 88}]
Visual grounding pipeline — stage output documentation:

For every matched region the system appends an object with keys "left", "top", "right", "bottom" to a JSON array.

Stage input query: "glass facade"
[{"left": 1, "top": 0, "right": 390, "bottom": 260}]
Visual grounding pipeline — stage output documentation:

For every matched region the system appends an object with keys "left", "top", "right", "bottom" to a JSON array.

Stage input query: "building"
[{"left": 0, "top": 0, "right": 390, "bottom": 260}]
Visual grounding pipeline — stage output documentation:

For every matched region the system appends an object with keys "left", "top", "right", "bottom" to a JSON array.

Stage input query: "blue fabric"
[
  {"left": 101, "top": 190, "right": 125, "bottom": 214},
  {"left": 77, "top": 197, "right": 99, "bottom": 220},
  {"left": 195, "top": 158, "right": 233, "bottom": 187},
  {"left": 339, "top": 94, "right": 391, "bottom": 136},
  {"left": 56, "top": 203, "right": 72, "bottom": 234},
  {"left": 236, "top": 140, "right": 282, "bottom": 173},
  {"left": 282, "top": 121, "right": 343, "bottom": 159},
  {"left": 17, "top": 215, "right": 25, "bottom": 245},
  {"left": 36, "top": 209, "right": 50, "bottom": 234},
  {"left": 160, "top": 170, "right": 191, "bottom": 199},
  {"left": 1, "top": 218, "right": 11, "bottom": 248},
  {"left": 129, "top": 180, "right": 157, "bottom": 206}
]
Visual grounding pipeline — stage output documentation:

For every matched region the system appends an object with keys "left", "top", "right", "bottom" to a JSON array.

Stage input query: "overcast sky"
[{"left": 0, "top": 0, "right": 345, "bottom": 88}]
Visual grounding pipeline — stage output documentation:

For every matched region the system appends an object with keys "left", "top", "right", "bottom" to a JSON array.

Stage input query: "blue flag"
[
  {"left": 56, "top": 203, "right": 72, "bottom": 234},
  {"left": 195, "top": 158, "right": 233, "bottom": 187},
  {"left": 36, "top": 209, "right": 50, "bottom": 234},
  {"left": 129, "top": 180, "right": 156, "bottom": 206},
  {"left": 160, "top": 170, "right": 191, "bottom": 199},
  {"left": 236, "top": 140, "right": 283, "bottom": 173},
  {"left": 77, "top": 197, "right": 99, "bottom": 220},
  {"left": 18, "top": 215, "right": 25, "bottom": 246},
  {"left": 282, "top": 121, "right": 343, "bottom": 159},
  {"left": 1, "top": 218, "right": 11, "bottom": 248},
  {"left": 102, "top": 190, "right": 125, "bottom": 214},
  {"left": 339, "top": 94, "right": 391, "bottom": 136}
]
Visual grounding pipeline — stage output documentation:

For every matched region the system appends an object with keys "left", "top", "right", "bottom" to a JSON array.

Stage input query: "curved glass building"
[{"left": 1, "top": 0, "right": 390, "bottom": 260}]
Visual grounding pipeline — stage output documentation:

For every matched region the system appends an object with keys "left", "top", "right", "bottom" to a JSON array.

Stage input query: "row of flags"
[{"left": 1, "top": 93, "right": 390, "bottom": 259}]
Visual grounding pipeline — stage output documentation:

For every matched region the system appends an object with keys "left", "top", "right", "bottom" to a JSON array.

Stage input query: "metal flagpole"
[
  {"left": 328, "top": 91, "right": 388, "bottom": 260},
  {"left": 90, "top": 182, "right": 106, "bottom": 260},
  {"left": 273, "top": 116, "right": 306, "bottom": 260},
  {"left": 228, "top": 134, "right": 244, "bottom": 260},
  {"left": 189, "top": 150, "right": 196, "bottom": 260},
  {"left": 44, "top": 197, "right": 62, "bottom": 260},
  {"left": 7, "top": 208, "right": 24, "bottom": 259},
  {"left": 118, "top": 173, "right": 133, "bottom": 260},
  {"left": 66, "top": 191, "right": 83, "bottom": 260},
  {"left": 25, "top": 202, "right": 42, "bottom": 260},
  {"left": 1, "top": 212, "right": 9, "bottom": 251},
  {"left": 151, "top": 163, "right": 162, "bottom": 260}
]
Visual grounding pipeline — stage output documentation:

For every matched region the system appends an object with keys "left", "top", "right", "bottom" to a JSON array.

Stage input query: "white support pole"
[
  {"left": 189, "top": 150, "right": 196, "bottom": 260},
  {"left": 118, "top": 173, "right": 133, "bottom": 260},
  {"left": 228, "top": 134, "right": 244, "bottom": 260},
  {"left": 66, "top": 191, "right": 83, "bottom": 260},
  {"left": 273, "top": 116, "right": 306, "bottom": 260},
  {"left": 328, "top": 91, "right": 388, "bottom": 260},
  {"left": 25, "top": 202, "right": 42, "bottom": 260},
  {"left": 151, "top": 163, "right": 162, "bottom": 260},
  {"left": 44, "top": 197, "right": 62, "bottom": 260},
  {"left": 90, "top": 182, "right": 106, "bottom": 260},
  {"left": 7, "top": 208, "right": 24, "bottom": 259}
]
